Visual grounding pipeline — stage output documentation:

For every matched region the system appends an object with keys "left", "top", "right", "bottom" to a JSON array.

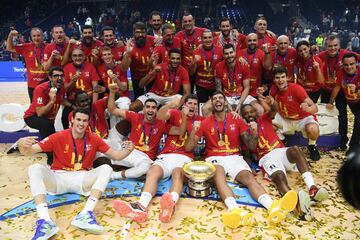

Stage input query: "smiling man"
[{"left": 18, "top": 107, "right": 134, "bottom": 240}]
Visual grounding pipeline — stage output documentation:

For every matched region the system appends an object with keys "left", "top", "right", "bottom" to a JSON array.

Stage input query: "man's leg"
[
  {"left": 111, "top": 150, "right": 152, "bottom": 179},
  {"left": 348, "top": 104, "right": 360, "bottom": 152},
  {"left": 71, "top": 164, "right": 113, "bottom": 234},
  {"left": 335, "top": 91, "right": 349, "bottom": 149},
  {"left": 28, "top": 163, "right": 59, "bottom": 239},
  {"left": 304, "top": 121, "right": 321, "bottom": 161}
]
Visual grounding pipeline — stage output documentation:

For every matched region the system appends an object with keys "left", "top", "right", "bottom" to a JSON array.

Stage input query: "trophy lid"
[{"left": 183, "top": 161, "right": 216, "bottom": 181}]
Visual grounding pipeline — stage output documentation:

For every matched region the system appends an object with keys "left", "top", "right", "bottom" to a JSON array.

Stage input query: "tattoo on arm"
[{"left": 240, "top": 131, "right": 258, "bottom": 151}]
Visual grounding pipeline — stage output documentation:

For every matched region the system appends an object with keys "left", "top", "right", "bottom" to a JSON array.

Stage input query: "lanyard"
[
  {"left": 214, "top": 114, "right": 227, "bottom": 141},
  {"left": 246, "top": 50, "right": 257, "bottom": 69},
  {"left": 344, "top": 68, "right": 358, "bottom": 85},
  {"left": 300, "top": 58, "right": 312, "bottom": 79},
  {"left": 227, "top": 63, "right": 237, "bottom": 90},
  {"left": 34, "top": 45, "right": 44, "bottom": 67},
  {"left": 327, "top": 53, "right": 339, "bottom": 79},
  {"left": 71, "top": 135, "right": 86, "bottom": 164},
  {"left": 167, "top": 65, "right": 178, "bottom": 90},
  {"left": 142, "top": 118, "right": 154, "bottom": 145},
  {"left": 55, "top": 43, "right": 64, "bottom": 53},
  {"left": 275, "top": 51, "right": 287, "bottom": 64},
  {"left": 185, "top": 30, "right": 196, "bottom": 50},
  {"left": 202, "top": 47, "right": 215, "bottom": 71}
]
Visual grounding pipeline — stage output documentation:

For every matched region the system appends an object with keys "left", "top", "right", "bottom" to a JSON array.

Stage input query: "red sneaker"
[
  {"left": 159, "top": 193, "right": 176, "bottom": 223},
  {"left": 113, "top": 200, "right": 148, "bottom": 223},
  {"left": 309, "top": 185, "right": 329, "bottom": 202}
]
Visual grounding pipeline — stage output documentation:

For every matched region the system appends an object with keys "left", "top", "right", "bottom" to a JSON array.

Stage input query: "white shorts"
[
  {"left": 259, "top": 147, "right": 298, "bottom": 176},
  {"left": 111, "top": 148, "right": 153, "bottom": 167},
  {"left": 138, "top": 92, "right": 182, "bottom": 106},
  {"left": 272, "top": 113, "right": 319, "bottom": 138},
  {"left": 153, "top": 153, "right": 192, "bottom": 178},
  {"left": 205, "top": 155, "right": 251, "bottom": 181},
  {"left": 226, "top": 95, "right": 257, "bottom": 106}
]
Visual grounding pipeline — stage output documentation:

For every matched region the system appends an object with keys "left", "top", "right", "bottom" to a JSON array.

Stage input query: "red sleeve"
[
  {"left": 242, "top": 63, "right": 251, "bottom": 79},
  {"left": 269, "top": 85, "right": 277, "bottom": 97},
  {"left": 63, "top": 65, "right": 71, "bottom": 83},
  {"left": 14, "top": 44, "right": 28, "bottom": 55},
  {"left": 195, "top": 120, "right": 205, "bottom": 138},
  {"left": 124, "top": 110, "right": 136, "bottom": 122},
  {"left": 336, "top": 69, "right": 343, "bottom": 85},
  {"left": 169, "top": 109, "right": 181, "bottom": 125},
  {"left": 32, "top": 87, "right": 46, "bottom": 107},
  {"left": 38, "top": 133, "right": 58, "bottom": 152},
  {"left": 294, "top": 84, "right": 308, "bottom": 102},
  {"left": 181, "top": 68, "right": 190, "bottom": 84},
  {"left": 236, "top": 117, "right": 249, "bottom": 134}
]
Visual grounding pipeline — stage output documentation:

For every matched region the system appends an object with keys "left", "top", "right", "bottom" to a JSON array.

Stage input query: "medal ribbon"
[
  {"left": 327, "top": 53, "right": 339, "bottom": 79},
  {"left": 227, "top": 63, "right": 237, "bottom": 91},
  {"left": 202, "top": 47, "right": 215, "bottom": 71},
  {"left": 246, "top": 50, "right": 257, "bottom": 70},
  {"left": 34, "top": 45, "right": 44, "bottom": 67},
  {"left": 214, "top": 114, "right": 227, "bottom": 142},
  {"left": 185, "top": 30, "right": 196, "bottom": 50},
  {"left": 142, "top": 118, "right": 154, "bottom": 146},
  {"left": 71, "top": 135, "right": 86, "bottom": 165}
]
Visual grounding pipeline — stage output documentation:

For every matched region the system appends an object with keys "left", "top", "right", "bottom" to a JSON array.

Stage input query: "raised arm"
[
  {"left": 107, "top": 84, "right": 127, "bottom": 118},
  {"left": 6, "top": 30, "right": 18, "bottom": 52},
  {"left": 184, "top": 120, "right": 201, "bottom": 151}
]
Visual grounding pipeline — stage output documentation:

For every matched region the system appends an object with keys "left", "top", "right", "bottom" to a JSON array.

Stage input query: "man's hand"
[
  {"left": 300, "top": 102, "right": 311, "bottom": 112},
  {"left": 51, "top": 50, "right": 61, "bottom": 60},
  {"left": 93, "top": 85, "right": 106, "bottom": 93},
  {"left": 48, "top": 89, "right": 56, "bottom": 102},
  {"left": 192, "top": 121, "right": 201, "bottom": 132},
  {"left": 71, "top": 71, "right": 81, "bottom": 82},
  {"left": 91, "top": 46, "right": 99, "bottom": 57},
  {"left": 182, "top": 105, "right": 190, "bottom": 115},
  {"left": 108, "top": 83, "right": 119, "bottom": 92},
  {"left": 193, "top": 55, "right": 201, "bottom": 63},
  {"left": 347, "top": 84, "right": 356, "bottom": 93},
  {"left": 248, "top": 121, "right": 258, "bottom": 134},
  {"left": 18, "top": 136, "right": 38, "bottom": 155},
  {"left": 122, "top": 140, "right": 134, "bottom": 152},
  {"left": 326, "top": 103, "right": 335, "bottom": 110},
  {"left": 68, "top": 38, "right": 78, "bottom": 45},
  {"left": 125, "top": 38, "right": 134, "bottom": 54},
  {"left": 313, "top": 59, "right": 320, "bottom": 71},
  {"left": 9, "top": 29, "right": 19, "bottom": 37},
  {"left": 262, "top": 43, "right": 270, "bottom": 53}
]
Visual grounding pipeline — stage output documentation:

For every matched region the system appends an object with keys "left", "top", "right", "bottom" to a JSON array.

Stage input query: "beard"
[
  {"left": 82, "top": 37, "right": 93, "bottom": 47},
  {"left": 135, "top": 37, "right": 146, "bottom": 47}
]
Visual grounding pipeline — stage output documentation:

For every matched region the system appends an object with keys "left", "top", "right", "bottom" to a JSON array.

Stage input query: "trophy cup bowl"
[{"left": 183, "top": 161, "right": 216, "bottom": 198}]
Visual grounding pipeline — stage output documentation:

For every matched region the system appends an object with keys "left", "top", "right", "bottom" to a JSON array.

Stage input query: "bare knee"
[
  {"left": 171, "top": 167, "right": 184, "bottom": 180},
  {"left": 270, "top": 171, "right": 287, "bottom": 185}
]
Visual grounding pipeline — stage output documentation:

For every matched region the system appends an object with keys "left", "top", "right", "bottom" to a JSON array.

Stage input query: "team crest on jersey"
[
  {"left": 64, "top": 144, "right": 70, "bottom": 153},
  {"left": 210, "top": 127, "right": 215, "bottom": 135},
  {"left": 289, "top": 58, "right": 295, "bottom": 64},
  {"left": 253, "top": 58, "right": 259, "bottom": 64},
  {"left": 137, "top": 124, "right": 141, "bottom": 130},
  {"left": 37, "top": 97, "right": 43, "bottom": 104},
  {"left": 86, "top": 144, "right": 92, "bottom": 151},
  {"left": 69, "top": 72, "right": 73, "bottom": 77},
  {"left": 29, "top": 51, "right": 33, "bottom": 57},
  {"left": 214, "top": 55, "right": 218, "bottom": 60},
  {"left": 85, "top": 71, "right": 90, "bottom": 77},
  {"left": 287, "top": 96, "right": 293, "bottom": 102},
  {"left": 237, "top": 74, "right": 242, "bottom": 79},
  {"left": 153, "top": 128, "right": 158, "bottom": 135},
  {"left": 102, "top": 73, "right": 106, "bottom": 77},
  {"left": 230, "top": 124, "right": 235, "bottom": 131}
]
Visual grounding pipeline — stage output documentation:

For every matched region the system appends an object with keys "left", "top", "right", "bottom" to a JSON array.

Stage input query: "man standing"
[
  {"left": 148, "top": 11, "right": 163, "bottom": 38},
  {"left": 101, "top": 26, "right": 125, "bottom": 64},
  {"left": 77, "top": 25, "right": 104, "bottom": 66},
  {"left": 270, "top": 66, "right": 321, "bottom": 161},
  {"left": 327, "top": 53, "right": 360, "bottom": 153},
  {"left": 254, "top": 17, "right": 276, "bottom": 50},
  {"left": 121, "top": 22, "right": 155, "bottom": 99},
  {"left": 130, "top": 48, "right": 191, "bottom": 111},
  {"left": 18, "top": 108, "right": 134, "bottom": 240},
  {"left": 213, "top": 17, "right": 246, "bottom": 51},
  {"left": 113, "top": 95, "right": 203, "bottom": 223},
  {"left": 185, "top": 91, "right": 298, "bottom": 228},
  {"left": 6, "top": 28, "right": 48, "bottom": 102},
  {"left": 152, "top": 23, "right": 181, "bottom": 64},
  {"left": 191, "top": 30, "right": 223, "bottom": 103}
]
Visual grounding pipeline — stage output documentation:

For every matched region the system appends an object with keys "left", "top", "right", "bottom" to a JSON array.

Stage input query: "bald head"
[
  {"left": 276, "top": 35, "right": 290, "bottom": 54},
  {"left": 246, "top": 33, "right": 258, "bottom": 51}
]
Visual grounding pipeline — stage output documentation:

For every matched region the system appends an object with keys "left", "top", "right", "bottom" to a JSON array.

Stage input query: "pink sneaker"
[
  {"left": 113, "top": 200, "right": 148, "bottom": 223},
  {"left": 159, "top": 193, "right": 176, "bottom": 223}
]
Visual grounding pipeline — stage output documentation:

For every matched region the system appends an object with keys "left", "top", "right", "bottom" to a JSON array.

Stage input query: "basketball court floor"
[{"left": 0, "top": 82, "right": 359, "bottom": 239}]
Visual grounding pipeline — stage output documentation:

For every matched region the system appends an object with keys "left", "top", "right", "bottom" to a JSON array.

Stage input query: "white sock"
[
  {"left": 257, "top": 194, "right": 273, "bottom": 210},
  {"left": 138, "top": 192, "right": 152, "bottom": 208},
  {"left": 111, "top": 172, "right": 123, "bottom": 180},
  {"left": 302, "top": 172, "right": 315, "bottom": 189},
  {"left": 36, "top": 203, "right": 51, "bottom": 221},
  {"left": 81, "top": 196, "right": 98, "bottom": 213},
  {"left": 224, "top": 197, "right": 238, "bottom": 210},
  {"left": 170, "top": 192, "right": 179, "bottom": 203}
]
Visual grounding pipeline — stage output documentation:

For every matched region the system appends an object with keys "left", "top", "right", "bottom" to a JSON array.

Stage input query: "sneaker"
[
  {"left": 309, "top": 185, "right": 329, "bottom": 202},
  {"left": 268, "top": 190, "right": 298, "bottom": 224},
  {"left": 221, "top": 208, "right": 253, "bottom": 228},
  {"left": 159, "top": 193, "right": 176, "bottom": 223},
  {"left": 113, "top": 200, "right": 148, "bottom": 223},
  {"left": 32, "top": 219, "right": 59, "bottom": 240},
  {"left": 71, "top": 211, "right": 104, "bottom": 234},
  {"left": 6, "top": 142, "right": 19, "bottom": 154},
  {"left": 295, "top": 190, "right": 313, "bottom": 221},
  {"left": 308, "top": 145, "right": 320, "bottom": 161}
]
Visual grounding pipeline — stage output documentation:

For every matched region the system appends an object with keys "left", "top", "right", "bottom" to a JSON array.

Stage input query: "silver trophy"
[{"left": 183, "top": 161, "right": 216, "bottom": 197}]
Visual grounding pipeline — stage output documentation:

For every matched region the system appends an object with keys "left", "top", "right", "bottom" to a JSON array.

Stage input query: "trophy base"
[{"left": 187, "top": 186, "right": 212, "bottom": 198}]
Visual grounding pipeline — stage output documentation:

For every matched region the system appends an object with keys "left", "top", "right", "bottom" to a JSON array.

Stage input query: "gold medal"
[
  {"left": 143, "top": 145, "right": 150, "bottom": 151},
  {"left": 107, "top": 69, "right": 113, "bottom": 75},
  {"left": 74, "top": 162, "right": 82, "bottom": 171},
  {"left": 218, "top": 140, "right": 225, "bottom": 146},
  {"left": 168, "top": 88, "right": 174, "bottom": 95}
]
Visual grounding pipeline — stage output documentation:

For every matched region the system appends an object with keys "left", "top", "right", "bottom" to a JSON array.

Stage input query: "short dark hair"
[
  {"left": 184, "top": 94, "right": 198, "bottom": 103},
  {"left": 144, "top": 98, "right": 157, "bottom": 106},
  {"left": 272, "top": 65, "right": 288, "bottom": 76},
  {"left": 149, "top": 11, "right": 162, "bottom": 20},
  {"left": 73, "top": 107, "right": 90, "bottom": 119},
  {"left": 162, "top": 23, "right": 175, "bottom": 33},
  {"left": 30, "top": 27, "right": 43, "bottom": 34},
  {"left": 133, "top": 22, "right": 146, "bottom": 31},
  {"left": 223, "top": 43, "right": 235, "bottom": 52},
  {"left": 168, "top": 48, "right": 181, "bottom": 57},
  {"left": 211, "top": 90, "right": 226, "bottom": 99},
  {"left": 74, "top": 90, "right": 88, "bottom": 102},
  {"left": 82, "top": 25, "right": 93, "bottom": 32},
  {"left": 201, "top": 29, "right": 212, "bottom": 39},
  {"left": 240, "top": 104, "right": 253, "bottom": 115},
  {"left": 342, "top": 52, "right": 358, "bottom": 62},
  {"left": 296, "top": 40, "right": 310, "bottom": 50},
  {"left": 255, "top": 16, "right": 267, "bottom": 24},
  {"left": 219, "top": 17, "right": 231, "bottom": 26},
  {"left": 326, "top": 35, "right": 339, "bottom": 42},
  {"left": 48, "top": 66, "right": 63, "bottom": 76},
  {"left": 101, "top": 26, "right": 114, "bottom": 35}
]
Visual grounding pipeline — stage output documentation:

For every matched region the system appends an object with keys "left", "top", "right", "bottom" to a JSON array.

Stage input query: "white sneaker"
[{"left": 71, "top": 211, "right": 104, "bottom": 234}]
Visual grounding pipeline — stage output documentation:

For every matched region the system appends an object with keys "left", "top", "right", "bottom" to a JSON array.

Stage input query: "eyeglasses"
[{"left": 52, "top": 74, "right": 64, "bottom": 78}]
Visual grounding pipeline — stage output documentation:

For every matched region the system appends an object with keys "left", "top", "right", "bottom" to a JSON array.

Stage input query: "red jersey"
[
  {"left": 129, "top": 35, "right": 155, "bottom": 80},
  {"left": 196, "top": 112, "right": 249, "bottom": 157},
  {"left": 237, "top": 48, "right": 266, "bottom": 96},
  {"left": 64, "top": 62, "right": 100, "bottom": 100},
  {"left": 213, "top": 33, "right": 247, "bottom": 51},
  {"left": 153, "top": 37, "right": 181, "bottom": 64},
  {"left": 125, "top": 111, "right": 171, "bottom": 160},
  {"left": 193, "top": 45, "right": 223, "bottom": 89},
  {"left": 296, "top": 55, "right": 324, "bottom": 92},
  {"left": 160, "top": 109, "right": 204, "bottom": 158},
  {"left": 97, "top": 63, "right": 128, "bottom": 97},
  {"left": 74, "top": 39, "right": 104, "bottom": 64},
  {"left": 14, "top": 43, "right": 48, "bottom": 88},
  {"left": 175, "top": 27, "right": 205, "bottom": 70},
  {"left": 150, "top": 63, "right": 190, "bottom": 96},
  {"left": 336, "top": 67, "right": 360, "bottom": 104},
  {"left": 103, "top": 44, "right": 126, "bottom": 62},
  {"left": 68, "top": 97, "right": 109, "bottom": 138},
  {"left": 24, "top": 81, "right": 64, "bottom": 120},
  {"left": 270, "top": 83, "right": 314, "bottom": 120},
  {"left": 38, "top": 129, "right": 110, "bottom": 171},
  {"left": 255, "top": 113, "right": 285, "bottom": 159},
  {"left": 271, "top": 48, "right": 297, "bottom": 83},
  {"left": 44, "top": 42, "right": 70, "bottom": 67},
  {"left": 257, "top": 32, "right": 276, "bottom": 50},
  {"left": 215, "top": 60, "right": 250, "bottom": 97},
  {"left": 318, "top": 49, "right": 350, "bottom": 92}
]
